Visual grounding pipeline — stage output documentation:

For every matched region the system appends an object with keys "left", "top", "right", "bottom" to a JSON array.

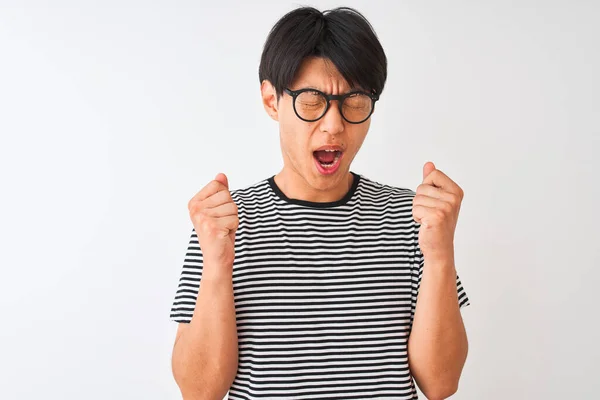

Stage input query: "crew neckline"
[{"left": 267, "top": 171, "right": 361, "bottom": 208}]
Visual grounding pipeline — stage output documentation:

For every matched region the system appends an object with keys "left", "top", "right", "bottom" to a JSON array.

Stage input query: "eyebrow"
[{"left": 294, "top": 85, "right": 367, "bottom": 94}]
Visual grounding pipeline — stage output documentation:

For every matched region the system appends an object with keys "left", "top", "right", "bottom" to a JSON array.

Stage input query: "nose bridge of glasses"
[
  {"left": 326, "top": 93, "right": 346, "bottom": 104},
  {"left": 323, "top": 94, "right": 347, "bottom": 118},
  {"left": 323, "top": 94, "right": 345, "bottom": 118}
]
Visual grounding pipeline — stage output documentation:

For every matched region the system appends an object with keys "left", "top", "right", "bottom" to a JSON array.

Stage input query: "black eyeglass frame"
[{"left": 283, "top": 87, "right": 380, "bottom": 124}]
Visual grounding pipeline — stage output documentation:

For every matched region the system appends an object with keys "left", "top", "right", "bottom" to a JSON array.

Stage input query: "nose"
[{"left": 319, "top": 100, "right": 345, "bottom": 135}]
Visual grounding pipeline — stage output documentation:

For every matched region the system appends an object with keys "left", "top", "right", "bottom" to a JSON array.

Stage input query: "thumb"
[
  {"left": 422, "top": 161, "right": 436, "bottom": 182},
  {"left": 214, "top": 173, "right": 229, "bottom": 189}
]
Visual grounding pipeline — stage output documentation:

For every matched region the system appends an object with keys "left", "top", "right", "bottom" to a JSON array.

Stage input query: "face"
[{"left": 261, "top": 56, "right": 373, "bottom": 193}]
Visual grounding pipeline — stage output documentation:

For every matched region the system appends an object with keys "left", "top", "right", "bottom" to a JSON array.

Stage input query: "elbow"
[
  {"left": 175, "top": 377, "right": 228, "bottom": 400},
  {"left": 173, "top": 371, "right": 209, "bottom": 400},
  {"left": 180, "top": 388, "right": 224, "bottom": 400},
  {"left": 173, "top": 371, "right": 229, "bottom": 400},
  {"left": 179, "top": 389, "right": 207, "bottom": 400},
  {"left": 422, "top": 381, "right": 459, "bottom": 400},
  {"left": 173, "top": 359, "right": 235, "bottom": 400}
]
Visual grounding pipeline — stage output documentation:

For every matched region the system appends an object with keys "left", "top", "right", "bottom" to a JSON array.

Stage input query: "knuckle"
[
  {"left": 189, "top": 203, "right": 200, "bottom": 217},
  {"left": 449, "top": 193, "right": 460, "bottom": 205},
  {"left": 202, "top": 219, "right": 217, "bottom": 234},
  {"left": 197, "top": 209, "right": 213, "bottom": 225},
  {"left": 192, "top": 209, "right": 204, "bottom": 223},
  {"left": 442, "top": 202, "right": 453, "bottom": 213},
  {"left": 435, "top": 209, "right": 446, "bottom": 220}
]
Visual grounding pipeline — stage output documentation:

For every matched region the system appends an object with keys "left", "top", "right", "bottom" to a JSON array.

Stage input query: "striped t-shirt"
[{"left": 170, "top": 171, "right": 470, "bottom": 399}]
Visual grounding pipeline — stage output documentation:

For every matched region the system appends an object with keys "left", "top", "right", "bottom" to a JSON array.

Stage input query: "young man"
[{"left": 170, "top": 6, "right": 470, "bottom": 400}]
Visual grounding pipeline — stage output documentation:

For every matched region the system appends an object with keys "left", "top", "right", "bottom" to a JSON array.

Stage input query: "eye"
[
  {"left": 297, "top": 91, "right": 326, "bottom": 106},
  {"left": 344, "top": 93, "right": 371, "bottom": 108}
]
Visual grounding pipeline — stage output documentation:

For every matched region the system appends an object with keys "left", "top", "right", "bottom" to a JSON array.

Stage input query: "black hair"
[{"left": 258, "top": 6, "right": 387, "bottom": 100}]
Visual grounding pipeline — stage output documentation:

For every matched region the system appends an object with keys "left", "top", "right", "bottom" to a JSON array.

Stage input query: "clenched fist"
[
  {"left": 188, "top": 173, "right": 239, "bottom": 277},
  {"left": 412, "top": 161, "right": 464, "bottom": 265}
]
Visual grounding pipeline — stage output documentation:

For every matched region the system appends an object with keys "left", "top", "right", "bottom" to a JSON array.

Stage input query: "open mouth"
[{"left": 313, "top": 149, "right": 343, "bottom": 174}]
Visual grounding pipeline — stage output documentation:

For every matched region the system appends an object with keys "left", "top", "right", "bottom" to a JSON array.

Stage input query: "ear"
[{"left": 261, "top": 80, "right": 279, "bottom": 121}]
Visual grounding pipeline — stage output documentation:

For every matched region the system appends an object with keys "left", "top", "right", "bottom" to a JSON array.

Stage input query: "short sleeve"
[
  {"left": 169, "top": 227, "right": 203, "bottom": 323},
  {"left": 409, "top": 222, "right": 471, "bottom": 327}
]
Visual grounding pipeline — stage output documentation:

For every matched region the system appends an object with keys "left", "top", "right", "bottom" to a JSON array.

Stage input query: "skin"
[
  {"left": 172, "top": 173, "right": 239, "bottom": 399},
  {"left": 409, "top": 161, "right": 469, "bottom": 399},
  {"left": 260, "top": 56, "right": 368, "bottom": 202}
]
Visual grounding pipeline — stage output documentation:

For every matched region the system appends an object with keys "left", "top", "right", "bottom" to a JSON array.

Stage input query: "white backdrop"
[{"left": 1, "top": 1, "right": 598, "bottom": 399}]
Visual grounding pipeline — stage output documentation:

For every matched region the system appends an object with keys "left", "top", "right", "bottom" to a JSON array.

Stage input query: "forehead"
[{"left": 291, "top": 56, "right": 359, "bottom": 92}]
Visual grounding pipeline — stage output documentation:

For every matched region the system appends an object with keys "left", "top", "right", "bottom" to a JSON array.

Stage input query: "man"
[{"left": 170, "top": 6, "right": 470, "bottom": 400}]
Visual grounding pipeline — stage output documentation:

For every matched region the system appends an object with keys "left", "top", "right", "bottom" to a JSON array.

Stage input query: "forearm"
[
  {"left": 172, "top": 268, "right": 239, "bottom": 399},
  {"left": 408, "top": 259, "right": 468, "bottom": 399}
]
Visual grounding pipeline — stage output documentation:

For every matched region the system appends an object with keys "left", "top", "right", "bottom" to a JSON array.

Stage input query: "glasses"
[{"left": 284, "top": 87, "right": 379, "bottom": 124}]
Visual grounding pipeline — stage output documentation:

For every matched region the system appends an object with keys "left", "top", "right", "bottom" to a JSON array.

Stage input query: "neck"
[{"left": 274, "top": 167, "right": 354, "bottom": 203}]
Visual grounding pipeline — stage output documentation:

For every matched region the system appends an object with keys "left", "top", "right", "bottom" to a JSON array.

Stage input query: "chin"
[{"left": 309, "top": 167, "right": 346, "bottom": 189}]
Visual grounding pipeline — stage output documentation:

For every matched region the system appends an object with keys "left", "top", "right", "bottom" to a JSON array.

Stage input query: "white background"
[{"left": 1, "top": 1, "right": 598, "bottom": 399}]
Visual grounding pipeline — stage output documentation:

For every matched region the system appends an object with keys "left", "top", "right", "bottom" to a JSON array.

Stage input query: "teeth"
[{"left": 319, "top": 152, "right": 341, "bottom": 169}]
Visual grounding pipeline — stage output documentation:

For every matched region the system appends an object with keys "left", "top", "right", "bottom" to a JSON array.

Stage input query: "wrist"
[
  {"left": 202, "top": 262, "right": 234, "bottom": 283},
  {"left": 424, "top": 255, "right": 456, "bottom": 272}
]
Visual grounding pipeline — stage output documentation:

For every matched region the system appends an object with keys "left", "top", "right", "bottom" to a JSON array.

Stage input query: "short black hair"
[{"left": 259, "top": 6, "right": 387, "bottom": 100}]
